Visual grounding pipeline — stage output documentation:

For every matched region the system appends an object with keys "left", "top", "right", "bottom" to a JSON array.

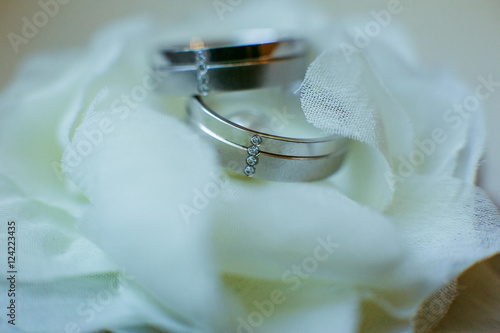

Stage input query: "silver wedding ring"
[
  {"left": 187, "top": 96, "right": 347, "bottom": 182},
  {"left": 152, "top": 30, "right": 308, "bottom": 95}
]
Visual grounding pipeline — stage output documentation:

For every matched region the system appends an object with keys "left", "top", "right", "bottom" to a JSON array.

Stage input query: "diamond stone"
[
  {"left": 195, "top": 50, "right": 206, "bottom": 61},
  {"left": 246, "top": 156, "right": 258, "bottom": 166},
  {"left": 197, "top": 62, "right": 208, "bottom": 73},
  {"left": 244, "top": 166, "right": 255, "bottom": 176},
  {"left": 247, "top": 145, "right": 260, "bottom": 156},
  {"left": 197, "top": 83, "right": 209, "bottom": 96},
  {"left": 250, "top": 135, "right": 262, "bottom": 145},
  {"left": 197, "top": 72, "right": 209, "bottom": 83}
]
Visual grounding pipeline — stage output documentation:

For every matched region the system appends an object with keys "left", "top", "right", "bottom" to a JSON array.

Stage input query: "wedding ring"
[
  {"left": 153, "top": 30, "right": 308, "bottom": 96},
  {"left": 187, "top": 96, "right": 348, "bottom": 182}
]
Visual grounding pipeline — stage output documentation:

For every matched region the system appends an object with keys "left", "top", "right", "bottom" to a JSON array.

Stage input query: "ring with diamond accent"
[
  {"left": 187, "top": 96, "right": 348, "bottom": 182},
  {"left": 152, "top": 29, "right": 308, "bottom": 96}
]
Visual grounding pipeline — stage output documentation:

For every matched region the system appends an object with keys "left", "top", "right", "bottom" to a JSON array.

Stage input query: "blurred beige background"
[
  {"left": 1, "top": 0, "right": 499, "bottom": 206},
  {"left": 1, "top": 2, "right": 499, "bottom": 330}
]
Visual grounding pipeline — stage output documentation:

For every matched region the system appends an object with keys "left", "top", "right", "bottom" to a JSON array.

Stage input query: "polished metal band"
[
  {"left": 153, "top": 33, "right": 308, "bottom": 96},
  {"left": 161, "top": 37, "right": 306, "bottom": 65},
  {"left": 187, "top": 96, "right": 348, "bottom": 182}
]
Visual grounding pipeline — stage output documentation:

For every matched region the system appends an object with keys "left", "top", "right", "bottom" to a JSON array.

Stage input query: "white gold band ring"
[
  {"left": 187, "top": 96, "right": 348, "bottom": 182},
  {"left": 152, "top": 31, "right": 308, "bottom": 96}
]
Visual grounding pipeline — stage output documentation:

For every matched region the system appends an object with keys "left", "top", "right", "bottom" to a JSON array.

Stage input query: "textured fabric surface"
[{"left": 0, "top": 1, "right": 499, "bottom": 332}]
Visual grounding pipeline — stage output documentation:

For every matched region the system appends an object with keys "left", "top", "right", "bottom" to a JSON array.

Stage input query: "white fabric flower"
[{"left": 0, "top": 1, "right": 499, "bottom": 333}]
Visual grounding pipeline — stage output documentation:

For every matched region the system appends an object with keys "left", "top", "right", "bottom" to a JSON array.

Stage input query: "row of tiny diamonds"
[
  {"left": 195, "top": 50, "right": 209, "bottom": 96},
  {"left": 193, "top": 51, "right": 261, "bottom": 177},
  {"left": 244, "top": 135, "right": 262, "bottom": 176}
]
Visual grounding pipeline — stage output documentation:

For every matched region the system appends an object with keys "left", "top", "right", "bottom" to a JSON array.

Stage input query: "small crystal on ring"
[
  {"left": 197, "top": 83, "right": 209, "bottom": 96},
  {"left": 250, "top": 135, "right": 262, "bottom": 145},
  {"left": 197, "top": 72, "right": 209, "bottom": 83},
  {"left": 197, "top": 62, "right": 208, "bottom": 73},
  {"left": 195, "top": 50, "right": 206, "bottom": 61},
  {"left": 244, "top": 166, "right": 255, "bottom": 176},
  {"left": 247, "top": 145, "right": 259, "bottom": 156},
  {"left": 246, "top": 156, "right": 258, "bottom": 166}
]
